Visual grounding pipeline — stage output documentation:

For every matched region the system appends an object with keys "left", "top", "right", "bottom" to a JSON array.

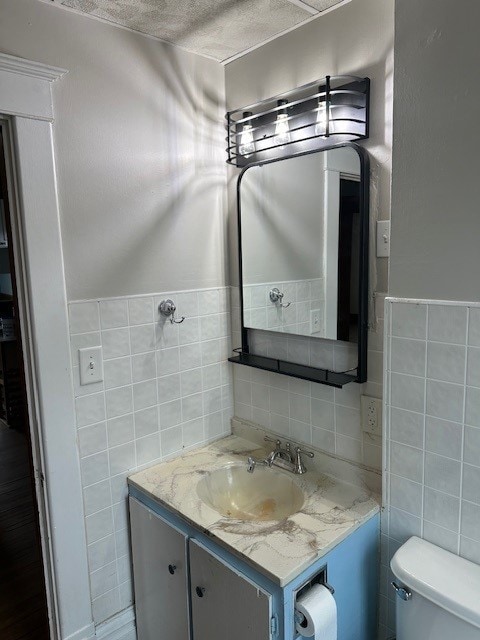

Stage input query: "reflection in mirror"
[{"left": 240, "top": 147, "right": 361, "bottom": 342}]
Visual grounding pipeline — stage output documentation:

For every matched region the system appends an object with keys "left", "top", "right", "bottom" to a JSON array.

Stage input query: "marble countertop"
[{"left": 128, "top": 435, "right": 380, "bottom": 586}]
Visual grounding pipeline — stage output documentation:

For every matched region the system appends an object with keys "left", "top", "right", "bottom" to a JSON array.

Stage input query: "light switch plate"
[
  {"left": 79, "top": 346, "right": 103, "bottom": 385},
  {"left": 376, "top": 220, "right": 390, "bottom": 257}
]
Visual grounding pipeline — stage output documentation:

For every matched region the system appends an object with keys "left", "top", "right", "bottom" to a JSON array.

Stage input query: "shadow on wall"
[{"left": 53, "top": 19, "right": 227, "bottom": 299}]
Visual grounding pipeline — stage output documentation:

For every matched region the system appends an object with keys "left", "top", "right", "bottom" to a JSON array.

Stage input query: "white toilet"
[{"left": 391, "top": 536, "right": 480, "bottom": 639}]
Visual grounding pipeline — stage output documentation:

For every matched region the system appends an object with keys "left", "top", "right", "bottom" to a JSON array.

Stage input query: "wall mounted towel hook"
[
  {"left": 269, "top": 287, "right": 291, "bottom": 308},
  {"left": 159, "top": 299, "right": 185, "bottom": 324}
]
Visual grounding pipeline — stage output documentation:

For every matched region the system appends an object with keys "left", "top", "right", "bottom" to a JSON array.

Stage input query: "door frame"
[{"left": 0, "top": 53, "right": 95, "bottom": 640}]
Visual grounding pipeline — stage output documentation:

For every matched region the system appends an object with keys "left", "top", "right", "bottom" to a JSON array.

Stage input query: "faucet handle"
[
  {"left": 295, "top": 446, "right": 314, "bottom": 459},
  {"left": 294, "top": 446, "right": 314, "bottom": 474},
  {"left": 264, "top": 435, "right": 282, "bottom": 450}
]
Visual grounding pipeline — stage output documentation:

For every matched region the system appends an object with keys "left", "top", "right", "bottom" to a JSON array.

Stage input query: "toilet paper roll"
[{"left": 295, "top": 583, "right": 337, "bottom": 640}]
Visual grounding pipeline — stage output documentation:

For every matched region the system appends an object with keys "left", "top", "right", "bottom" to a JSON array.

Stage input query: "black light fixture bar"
[
  {"left": 230, "top": 87, "right": 366, "bottom": 128},
  {"left": 227, "top": 96, "right": 367, "bottom": 141},
  {"left": 225, "top": 74, "right": 370, "bottom": 167},
  {"left": 228, "top": 108, "right": 367, "bottom": 139},
  {"left": 229, "top": 73, "right": 364, "bottom": 115},
  {"left": 226, "top": 118, "right": 367, "bottom": 153}
]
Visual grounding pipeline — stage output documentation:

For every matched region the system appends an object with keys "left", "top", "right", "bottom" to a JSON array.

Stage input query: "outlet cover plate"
[
  {"left": 376, "top": 220, "right": 390, "bottom": 257},
  {"left": 361, "top": 395, "right": 382, "bottom": 436},
  {"left": 310, "top": 309, "right": 322, "bottom": 335}
]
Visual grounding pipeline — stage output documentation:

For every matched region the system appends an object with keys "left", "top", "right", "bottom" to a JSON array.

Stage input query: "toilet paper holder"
[{"left": 293, "top": 567, "right": 335, "bottom": 627}]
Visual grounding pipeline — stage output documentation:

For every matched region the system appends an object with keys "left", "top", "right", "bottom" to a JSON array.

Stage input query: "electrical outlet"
[
  {"left": 79, "top": 346, "right": 103, "bottom": 385},
  {"left": 310, "top": 309, "right": 322, "bottom": 335},
  {"left": 376, "top": 220, "right": 390, "bottom": 257},
  {"left": 361, "top": 395, "right": 382, "bottom": 435}
]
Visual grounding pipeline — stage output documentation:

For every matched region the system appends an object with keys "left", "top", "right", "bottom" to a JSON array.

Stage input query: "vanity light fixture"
[
  {"left": 226, "top": 74, "right": 370, "bottom": 167},
  {"left": 273, "top": 99, "right": 291, "bottom": 148},
  {"left": 238, "top": 111, "right": 255, "bottom": 157},
  {"left": 315, "top": 94, "right": 330, "bottom": 136}
]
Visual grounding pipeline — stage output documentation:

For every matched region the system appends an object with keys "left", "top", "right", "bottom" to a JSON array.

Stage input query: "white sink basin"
[{"left": 196, "top": 463, "right": 304, "bottom": 521}]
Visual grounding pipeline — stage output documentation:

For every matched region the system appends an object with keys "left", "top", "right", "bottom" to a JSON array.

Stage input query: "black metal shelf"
[{"left": 228, "top": 353, "right": 358, "bottom": 388}]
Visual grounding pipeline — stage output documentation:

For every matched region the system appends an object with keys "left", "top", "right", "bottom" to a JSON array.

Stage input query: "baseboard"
[
  {"left": 95, "top": 607, "right": 136, "bottom": 640},
  {"left": 63, "top": 621, "right": 96, "bottom": 640}
]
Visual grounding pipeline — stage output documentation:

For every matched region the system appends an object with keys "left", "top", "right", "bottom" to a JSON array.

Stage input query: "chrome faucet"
[
  {"left": 265, "top": 436, "right": 292, "bottom": 465},
  {"left": 246, "top": 436, "right": 314, "bottom": 474}
]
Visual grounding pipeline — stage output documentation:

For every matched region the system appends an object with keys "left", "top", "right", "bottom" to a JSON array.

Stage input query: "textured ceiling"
[{"left": 54, "top": 0, "right": 346, "bottom": 62}]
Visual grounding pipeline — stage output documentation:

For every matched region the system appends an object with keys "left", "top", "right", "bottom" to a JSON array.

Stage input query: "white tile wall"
[
  {"left": 381, "top": 298, "right": 480, "bottom": 639},
  {"left": 69, "top": 287, "right": 233, "bottom": 625},
  {"left": 231, "top": 287, "right": 386, "bottom": 470},
  {"left": 243, "top": 278, "right": 325, "bottom": 336}
]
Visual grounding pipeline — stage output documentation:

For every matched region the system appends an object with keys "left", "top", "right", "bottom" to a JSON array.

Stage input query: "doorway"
[
  {"left": 337, "top": 176, "right": 361, "bottom": 343},
  {"left": 0, "top": 126, "right": 50, "bottom": 639}
]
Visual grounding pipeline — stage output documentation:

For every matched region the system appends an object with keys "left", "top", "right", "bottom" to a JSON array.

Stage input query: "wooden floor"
[{"left": 0, "top": 421, "right": 50, "bottom": 640}]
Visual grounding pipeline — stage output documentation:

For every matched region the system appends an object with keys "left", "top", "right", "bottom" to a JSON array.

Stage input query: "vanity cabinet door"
[
  {"left": 129, "top": 497, "right": 190, "bottom": 640},
  {"left": 189, "top": 539, "right": 272, "bottom": 640}
]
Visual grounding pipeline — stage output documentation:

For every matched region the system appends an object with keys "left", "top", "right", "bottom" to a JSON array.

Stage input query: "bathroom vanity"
[{"left": 128, "top": 435, "right": 380, "bottom": 640}]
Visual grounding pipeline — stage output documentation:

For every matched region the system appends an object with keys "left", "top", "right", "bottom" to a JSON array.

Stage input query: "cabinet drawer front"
[
  {"left": 189, "top": 539, "right": 272, "bottom": 640},
  {"left": 129, "top": 497, "right": 190, "bottom": 640}
]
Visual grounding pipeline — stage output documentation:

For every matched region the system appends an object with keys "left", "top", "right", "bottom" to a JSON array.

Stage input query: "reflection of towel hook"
[
  {"left": 159, "top": 299, "right": 185, "bottom": 324},
  {"left": 269, "top": 288, "right": 291, "bottom": 308}
]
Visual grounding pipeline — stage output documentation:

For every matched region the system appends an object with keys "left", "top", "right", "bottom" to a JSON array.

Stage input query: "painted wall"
[
  {"left": 382, "top": 298, "right": 480, "bottom": 638},
  {"left": 390, "top": 1, "right": 480, "bottom": 301},
  {"left": 0, "top": 0, "right": 230, "bottom": 635},
  {"left": 226, "top": 0, "right": 393, "bottom": 470},
  {"left": 0, "top": 0, "right": 226, "bottom": 301},
  {"left": 225, "top": 0, "right": 393, "bottom": 298}
]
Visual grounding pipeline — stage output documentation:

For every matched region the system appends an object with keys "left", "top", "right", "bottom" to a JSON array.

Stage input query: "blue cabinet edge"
[{"left": 128, "top": 485, "right": 379, "bottom": 640}]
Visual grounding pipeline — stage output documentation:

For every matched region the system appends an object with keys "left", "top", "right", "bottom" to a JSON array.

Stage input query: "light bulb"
[
  {"left": 315, "top": 101, "right": 327, "bottom": 136},
  {"left": 273, "top": 100, "right": 291, "bottom": 148},
  {"left": 238, "top": 111, "right": 255, "bottom": 157}
]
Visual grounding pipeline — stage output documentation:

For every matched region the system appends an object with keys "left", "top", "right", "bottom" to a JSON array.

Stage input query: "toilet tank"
[{"left": 391, "top": 537, "right": 480, "bottom": 640}]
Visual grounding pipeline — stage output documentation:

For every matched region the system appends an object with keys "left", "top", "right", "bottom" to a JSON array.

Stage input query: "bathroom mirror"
[{"left": 231, "top": 143, "right": 369, "bottom": 386}]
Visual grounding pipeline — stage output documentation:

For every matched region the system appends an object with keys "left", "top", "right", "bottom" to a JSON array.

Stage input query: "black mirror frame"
[{"left": 228, "top": 142, "right": 369, "bottom": 388}]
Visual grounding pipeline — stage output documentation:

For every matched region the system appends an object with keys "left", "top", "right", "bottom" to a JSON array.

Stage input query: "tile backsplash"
[
  {"left": 381, "top": 298, "right": 480, "bottom": 639},
  {"left": 69, "top": 287, "right": 233, "bottom": 625},
  {"left": 231, "top": 287, "right": 385, "bottom": 470}
]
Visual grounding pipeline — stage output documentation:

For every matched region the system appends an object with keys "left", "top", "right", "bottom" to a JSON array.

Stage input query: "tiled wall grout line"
[
  {"left": 96, "top": 302, "right": 118, "bottom": 613},
  {"left": 152, "top": 309, "right": 161, "bottom": 456},
  {"left": 385, "top": 301, "right": 391, "bottom": 511},
  {"left": 70, "top": 286, "right": 227, "bottom": 307},
  {"left": 69, "top": 287, "right": 233, "bottom": 625},
  {"left": 199, "top": 329, "right": 206, "bottom": 443},
  {"left": 457, "top": 306, "right": 469, "bottom": 553},
  {"left": 420, "top": 305, "right": 428, "bottom": 538},
  {"left": 385, "top": 312, "right": 393, "bottom": 613},
  {"left": 387, "top": 439, "right": 466, "bottom": 464},
  {"left": 126, "top": 316, "right": 137, "bottom": 471},
  {"left": 384, "top": 298, "right": 480, "bottom": 637}
]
